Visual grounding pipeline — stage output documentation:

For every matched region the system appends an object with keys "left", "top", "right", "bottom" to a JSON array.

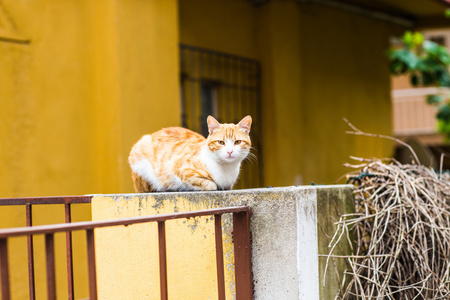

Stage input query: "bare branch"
[{"left": 343, "top": 118, "right": 420, "bottom": 165}]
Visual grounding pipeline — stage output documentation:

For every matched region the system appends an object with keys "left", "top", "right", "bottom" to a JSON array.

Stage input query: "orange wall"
[
  {"left": 1, "top": 0, "right": 179, "bottom": 197},
  {"left": 299, "top": 4, "right": 400, "bottom": 184},
  {"left": 0, "top": 1, "right": 179, "bottom": 298}
]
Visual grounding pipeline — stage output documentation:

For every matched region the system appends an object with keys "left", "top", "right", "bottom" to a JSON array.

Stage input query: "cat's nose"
[{"left": 227, "top": 151, "right": 233, "bottom": 156}]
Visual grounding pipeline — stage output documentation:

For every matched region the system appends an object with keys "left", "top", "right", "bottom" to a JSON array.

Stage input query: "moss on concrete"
[{"left": 317, "top": 185, "right": 354, "bottom": 299}]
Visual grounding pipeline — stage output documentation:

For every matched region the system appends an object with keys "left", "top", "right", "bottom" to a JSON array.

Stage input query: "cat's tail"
[{"left": 131, "top": 170, "right": 154, "bottom": 193}]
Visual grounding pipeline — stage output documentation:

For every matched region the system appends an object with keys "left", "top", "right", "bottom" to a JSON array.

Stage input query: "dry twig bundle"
[{"left": 327, "top": 121, "right": 450, "bottom": 299}]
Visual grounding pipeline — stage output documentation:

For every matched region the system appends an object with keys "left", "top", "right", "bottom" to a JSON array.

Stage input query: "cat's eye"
[
  {"left": 234, "top": 140, "right": 242, "bottom": 145},
  {"left": 217, "top": 140, "right": 225, "bottom": 145}
]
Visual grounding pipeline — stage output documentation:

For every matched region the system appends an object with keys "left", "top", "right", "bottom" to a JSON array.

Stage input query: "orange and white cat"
[{"left": 128, "top": 116, "right": 252, "bottom": 192}]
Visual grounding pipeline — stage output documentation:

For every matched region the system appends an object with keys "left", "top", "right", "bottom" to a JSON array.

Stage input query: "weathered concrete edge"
[
  {"left": 90, "top": 184, "right": 353, "bottom": 200},
  {"left": 295, "top": 187, "right": 319, "bottom": 300}
]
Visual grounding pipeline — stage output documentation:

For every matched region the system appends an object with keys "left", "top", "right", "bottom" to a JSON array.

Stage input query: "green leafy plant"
[{"left": 388, "top": 31, "right": 450, "bottom": 140}]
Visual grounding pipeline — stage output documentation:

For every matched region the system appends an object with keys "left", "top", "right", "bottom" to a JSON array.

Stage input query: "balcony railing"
[
  {"left": 392, "top": 87, "right": 440, "bottom": 136},
  {"left": 0, "top": 196, "right": 252, "bottom": 300}
]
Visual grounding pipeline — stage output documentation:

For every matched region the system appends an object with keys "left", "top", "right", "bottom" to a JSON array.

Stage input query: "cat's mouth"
[{"left": 224, "top": 155, "right": 236, "bottom": 161}]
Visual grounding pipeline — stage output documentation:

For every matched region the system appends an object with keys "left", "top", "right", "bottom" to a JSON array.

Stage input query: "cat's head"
[{"left": 206, "top": 116, "right": 252, "bottom": 163}]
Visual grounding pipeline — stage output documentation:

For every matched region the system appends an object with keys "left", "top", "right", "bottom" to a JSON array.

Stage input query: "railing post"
[
  {"left": 26, "top": 204, "right": 36, "bottom": 300},
  {"left": 233, "top": 210, "right": 252, "bottom": 300},
  {"left": 158, "top": 221, "right": 168, "bottom": 300},
  {"left": 214, "top": 214, "right": 226, "bottom": 300},
  {"left": 0, "top": 238, "right": 11, "bottom": 300},
  {"left": 45, "top": 234, "right": 56, "bottom": 300},
  {"left": 64, "top": 203, "right": 74, "bottom": 300},
  {"left": 86, "top": 229, "right": 98, "bottom": 300}
]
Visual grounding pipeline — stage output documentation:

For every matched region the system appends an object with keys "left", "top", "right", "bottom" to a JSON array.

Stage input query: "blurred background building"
[
  {"left": 2, "top": 0, "right": 450, "bottom": 196},
  {"left": 392, "top": 28, "right": 450, "bottom": 169}
]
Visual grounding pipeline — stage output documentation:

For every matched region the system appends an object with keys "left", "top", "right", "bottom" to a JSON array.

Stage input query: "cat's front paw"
[{"left": 202, "top": 181, "right": 218, "bottom": 191}]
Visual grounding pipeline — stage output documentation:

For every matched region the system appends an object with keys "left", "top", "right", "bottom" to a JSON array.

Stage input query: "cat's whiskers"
[{"left": 244, "top": 150, "right": 258, "bottom": 165}]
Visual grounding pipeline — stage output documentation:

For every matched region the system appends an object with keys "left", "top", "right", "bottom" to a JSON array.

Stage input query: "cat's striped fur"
[{"left": 128, "top": 116, "right": 252, "bottom": 192}]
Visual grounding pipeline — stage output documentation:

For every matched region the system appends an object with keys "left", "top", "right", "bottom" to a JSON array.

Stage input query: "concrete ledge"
[{"left": 92, "top": 185, "right": 353, "bottom": 299}]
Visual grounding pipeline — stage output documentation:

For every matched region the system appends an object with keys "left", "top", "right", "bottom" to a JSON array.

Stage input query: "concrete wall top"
[
  {"left": 92, "top": 184, "right": 354, "bottom": 300},
  {"left": 95, "top": 184, "right": 352, "bottom": 200}
]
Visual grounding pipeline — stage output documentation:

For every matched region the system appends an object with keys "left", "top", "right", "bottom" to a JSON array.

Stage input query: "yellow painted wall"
[
  {"left": 1, "top": 0, "right": 179, "bottom": 197},
  {"left": 0, "top": 0, "right": 94, "bottom": 197},
  {"left": 1, "top": 0, "right": 402, "bottom": 199},
  {"left": 179, "top": 0, "right": 402, "bottom": 186},
  {"left": 0, "top": 0, "right": 179, "bottom": 298},
  {"left": 298, "top": 4, "right": 401, "bottom": 184},
  {"left": 92, "top": 195, "right": 236, "bottom": 300},
  {"left": 179, "top": 0, "right": 258, "bottom": 59},
  {"left": 256, "top": 1, "right": 304, "bottom": 187}
]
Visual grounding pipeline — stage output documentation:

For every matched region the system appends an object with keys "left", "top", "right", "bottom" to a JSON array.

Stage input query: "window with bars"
[{"left": 180, "top": 44, "right": 264, "bottom": 189}]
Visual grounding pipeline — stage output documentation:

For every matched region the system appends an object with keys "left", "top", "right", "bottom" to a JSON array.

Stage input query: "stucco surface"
[{"left": 92, "top": 185, "right": 353, "bottom": 299}]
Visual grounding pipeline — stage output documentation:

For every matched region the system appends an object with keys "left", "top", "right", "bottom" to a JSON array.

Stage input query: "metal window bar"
[
  {"left": 0, "top": 205, "right": 253, "bottom": 300},
  {"left": 180, "top": 44, "right": 264, "bottom": 189},
  {"left": 0, "top": 195, "right": 93, "bottom": 300}
]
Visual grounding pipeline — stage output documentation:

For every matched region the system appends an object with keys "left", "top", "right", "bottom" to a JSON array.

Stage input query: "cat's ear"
[
  {"left": 207, "top": 116, "right": 221, "bottom": 135},
  {"left": 238, "top": 115, "right": 252, "bottom": 134}
]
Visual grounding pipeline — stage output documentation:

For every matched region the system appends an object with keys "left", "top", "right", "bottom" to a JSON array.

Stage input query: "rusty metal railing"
[
  {"left": 0, "top": 202, "right": 253, "bottom": 300},
  {"left": 0, "top": 196, "right": 93, "bottom": 300}
]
